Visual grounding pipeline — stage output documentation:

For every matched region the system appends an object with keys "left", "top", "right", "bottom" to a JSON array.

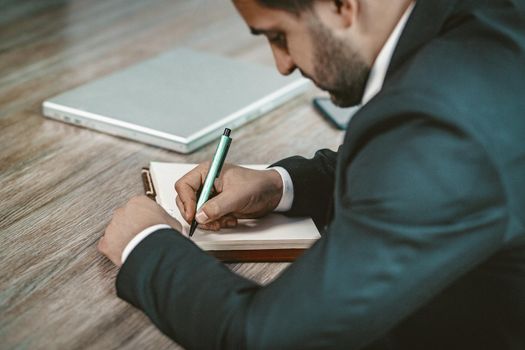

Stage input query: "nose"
[{"left": 270, "top": 46, "right": 296, "bottom": 76}]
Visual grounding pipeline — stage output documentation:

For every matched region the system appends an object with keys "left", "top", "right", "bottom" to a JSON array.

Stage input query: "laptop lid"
[{"left": 42, "top": 48, "right": 309, "bottom": 153}]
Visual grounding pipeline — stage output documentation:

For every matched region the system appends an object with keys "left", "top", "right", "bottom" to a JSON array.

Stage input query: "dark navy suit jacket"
[{"left": 116, "top": 1, "right": 525, "bottom": 348}]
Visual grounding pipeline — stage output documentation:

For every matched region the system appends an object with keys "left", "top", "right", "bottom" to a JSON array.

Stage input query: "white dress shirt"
[{"left": 121, "top": 3, "right": 415, "bottom": 263}]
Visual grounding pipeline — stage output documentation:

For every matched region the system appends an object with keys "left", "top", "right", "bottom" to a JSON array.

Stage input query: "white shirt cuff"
[
  {"left": 121, "top": 224, "right": 171, "bottom": 263},
  {"left": 268, "top": 166, "right": 294, "bottom": 212}
]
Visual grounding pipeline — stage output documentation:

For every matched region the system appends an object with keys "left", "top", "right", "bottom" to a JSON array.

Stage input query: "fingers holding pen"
[
  {"left": 174, "top": 177, "right": 202, "bottom": 222},
  {"left": 199, "top": 215, "right": 238, "bottom": 231},
  {"left": 176, "top": 192, "right": 237, "bottom": 230},
  {"left": 175, "top": 195, "right": 191, "bottom": 224}
]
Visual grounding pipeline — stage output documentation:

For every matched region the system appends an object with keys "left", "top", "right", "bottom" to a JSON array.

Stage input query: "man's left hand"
[{"left": 98, "top": 195, "right": 182, "bottom": 267}]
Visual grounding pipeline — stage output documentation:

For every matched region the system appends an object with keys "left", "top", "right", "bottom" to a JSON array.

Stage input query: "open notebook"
[{"left": 141, "top": 162, "right": 321, "bottom": 261}]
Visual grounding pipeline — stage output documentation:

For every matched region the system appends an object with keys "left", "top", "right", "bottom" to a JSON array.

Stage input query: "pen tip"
[
  {"left": 223, "top": 128, "right": 231, "bottom": 137},
  {"left": 189, "top": 220, "right": 198, "bottom": 237}
]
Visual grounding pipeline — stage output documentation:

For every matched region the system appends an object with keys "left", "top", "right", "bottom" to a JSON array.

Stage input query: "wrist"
[
  {"left": 268, "top": 166, "right": 294, "bottom": 212},
  {"left": 266, "top": 169, "right": 284, "bottom": 211},
  {"left": 121, "top": 224, "right": 172, "bottom": 264}
]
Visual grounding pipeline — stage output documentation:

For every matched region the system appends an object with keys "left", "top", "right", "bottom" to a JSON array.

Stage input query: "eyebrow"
[
  {"left": 250, "top": 27, "right": 267, "bottom": 35},
  {"left": 250, "top": 27, "right": 279, "bottom": 36}
]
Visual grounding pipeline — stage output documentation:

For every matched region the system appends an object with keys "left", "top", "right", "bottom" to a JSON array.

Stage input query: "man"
[{"left": 98, "top": 0, "right": 525, "bottom": 349}]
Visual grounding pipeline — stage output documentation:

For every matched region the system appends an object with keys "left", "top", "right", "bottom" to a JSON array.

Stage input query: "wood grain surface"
[{"left": 0, "top": 1, "right": 344, "bottom": 348}]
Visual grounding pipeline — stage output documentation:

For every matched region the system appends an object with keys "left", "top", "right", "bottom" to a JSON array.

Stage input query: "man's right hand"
[{"left": 175, "top": 163, "right": 284, "bottom": 231}]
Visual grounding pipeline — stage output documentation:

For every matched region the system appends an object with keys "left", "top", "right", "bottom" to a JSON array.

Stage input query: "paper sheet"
[{"left": 149, "top": 162, "right": 320, "bottom": 250}]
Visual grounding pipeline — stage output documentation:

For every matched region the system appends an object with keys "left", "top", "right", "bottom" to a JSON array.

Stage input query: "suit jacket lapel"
[{"left": 386, "top": 0, "right": 459, "bottom": 80}]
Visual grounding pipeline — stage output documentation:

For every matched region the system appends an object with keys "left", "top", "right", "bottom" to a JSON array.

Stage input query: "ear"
[
  {"left": 331, "top": 0, "right": 358, "bottom": 28},
  {"left": 312, "top": 0, "right": 359, "bottom": 32}
]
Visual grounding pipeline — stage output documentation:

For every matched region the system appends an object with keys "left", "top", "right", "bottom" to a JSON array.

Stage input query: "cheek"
[{"left": 287, "top": 32, "right": 316, "bottom": 74}]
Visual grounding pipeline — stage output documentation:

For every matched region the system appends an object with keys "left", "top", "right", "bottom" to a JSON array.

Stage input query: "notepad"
[{"left": 141, "top": 162, "right": 321, "bottom": 261}]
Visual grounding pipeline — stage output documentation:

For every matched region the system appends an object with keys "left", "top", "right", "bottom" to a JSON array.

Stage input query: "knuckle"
[
  {"left": 205, "top": 201, "right": 220, "bottom": 217},
  {"left": 199, "top": 161, "right": 212, "bottom": 173},
  {"left": 177, "top": 200, "right": 185, "bottom": 213},
  {"left": 131, "top": 195, "right": 147, "bottom": 204},
  {"left": 214, "top": 178, "right": 223, "bottom": 191},
  {"left": 129, "top": 196, "right": 141, "bottom": 204},
  {"left": 203, "top": 222, "right": 220, "bottom": 231},
  {"left": 105, "top": 222, "right": 114, "bottom": 234},
  {"left": 97, "top": 237, "right": 106, "bottom": 252}
]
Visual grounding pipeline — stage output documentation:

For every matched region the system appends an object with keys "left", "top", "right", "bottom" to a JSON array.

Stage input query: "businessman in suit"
[{"left": 98, "top": 0, "right": 525, "bottom": 348}]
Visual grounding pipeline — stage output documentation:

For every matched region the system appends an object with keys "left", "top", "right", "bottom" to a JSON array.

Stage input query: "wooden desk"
[{"left": 0, "top": 1, "right": 343, "bottom": 348}]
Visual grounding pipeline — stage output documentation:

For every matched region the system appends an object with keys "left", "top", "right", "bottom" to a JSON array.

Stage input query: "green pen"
[{"left": 189, "top": 128, "right": 232, "bottom": 237}]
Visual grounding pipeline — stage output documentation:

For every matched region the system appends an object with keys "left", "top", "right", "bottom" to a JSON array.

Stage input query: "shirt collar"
[{"left": 360, "top": 2, "right": 415, "bottom": 105}]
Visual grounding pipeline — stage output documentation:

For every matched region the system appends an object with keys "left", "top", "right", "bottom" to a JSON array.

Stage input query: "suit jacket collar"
[{"left": 386, "top": 0, "right": 460, "bottom": 80}]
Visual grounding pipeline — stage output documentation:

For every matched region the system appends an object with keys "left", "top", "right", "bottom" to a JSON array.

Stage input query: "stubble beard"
[{"left": 309, "top": 19, "right": 371, "bottom": 108}]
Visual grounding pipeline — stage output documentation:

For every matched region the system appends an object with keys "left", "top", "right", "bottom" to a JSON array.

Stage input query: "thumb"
[{"left": 195, "top": 191, "right": 239, "bottom": 224}]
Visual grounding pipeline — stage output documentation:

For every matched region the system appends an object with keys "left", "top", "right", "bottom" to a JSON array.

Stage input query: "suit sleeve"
[
  {"left": 272, "top": 148, "right": 339, "bottom": 227},
  {"left": 116, "top": 117, "right": 507, "bottom": 350}
]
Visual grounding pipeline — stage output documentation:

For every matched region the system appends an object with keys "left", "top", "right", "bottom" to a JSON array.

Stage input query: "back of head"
[{"left": 255, "top": 0, "right": 316, "bottom": 14}]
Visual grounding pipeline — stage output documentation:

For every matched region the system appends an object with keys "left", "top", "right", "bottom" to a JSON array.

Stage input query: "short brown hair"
[
  {"left": 255, "top": 0, "right": 343, "bottom": 15},
  {"left": 255, "top": 0, "right": 315, "bottom": 14}
]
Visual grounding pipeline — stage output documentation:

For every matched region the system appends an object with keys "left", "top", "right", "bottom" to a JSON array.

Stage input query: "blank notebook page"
[{"left": 149, "top": 162, "right": 320, "bottom": 250}]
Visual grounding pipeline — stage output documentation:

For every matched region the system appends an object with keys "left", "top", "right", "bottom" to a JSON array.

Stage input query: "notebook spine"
[{"left": 141, "top": 167, "right": 156, "bottom": 200}]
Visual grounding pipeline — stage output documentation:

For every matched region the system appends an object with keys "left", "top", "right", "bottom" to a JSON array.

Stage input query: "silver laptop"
[{"left": 42, "top": 48, "right": 309, "bottom": 153}]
